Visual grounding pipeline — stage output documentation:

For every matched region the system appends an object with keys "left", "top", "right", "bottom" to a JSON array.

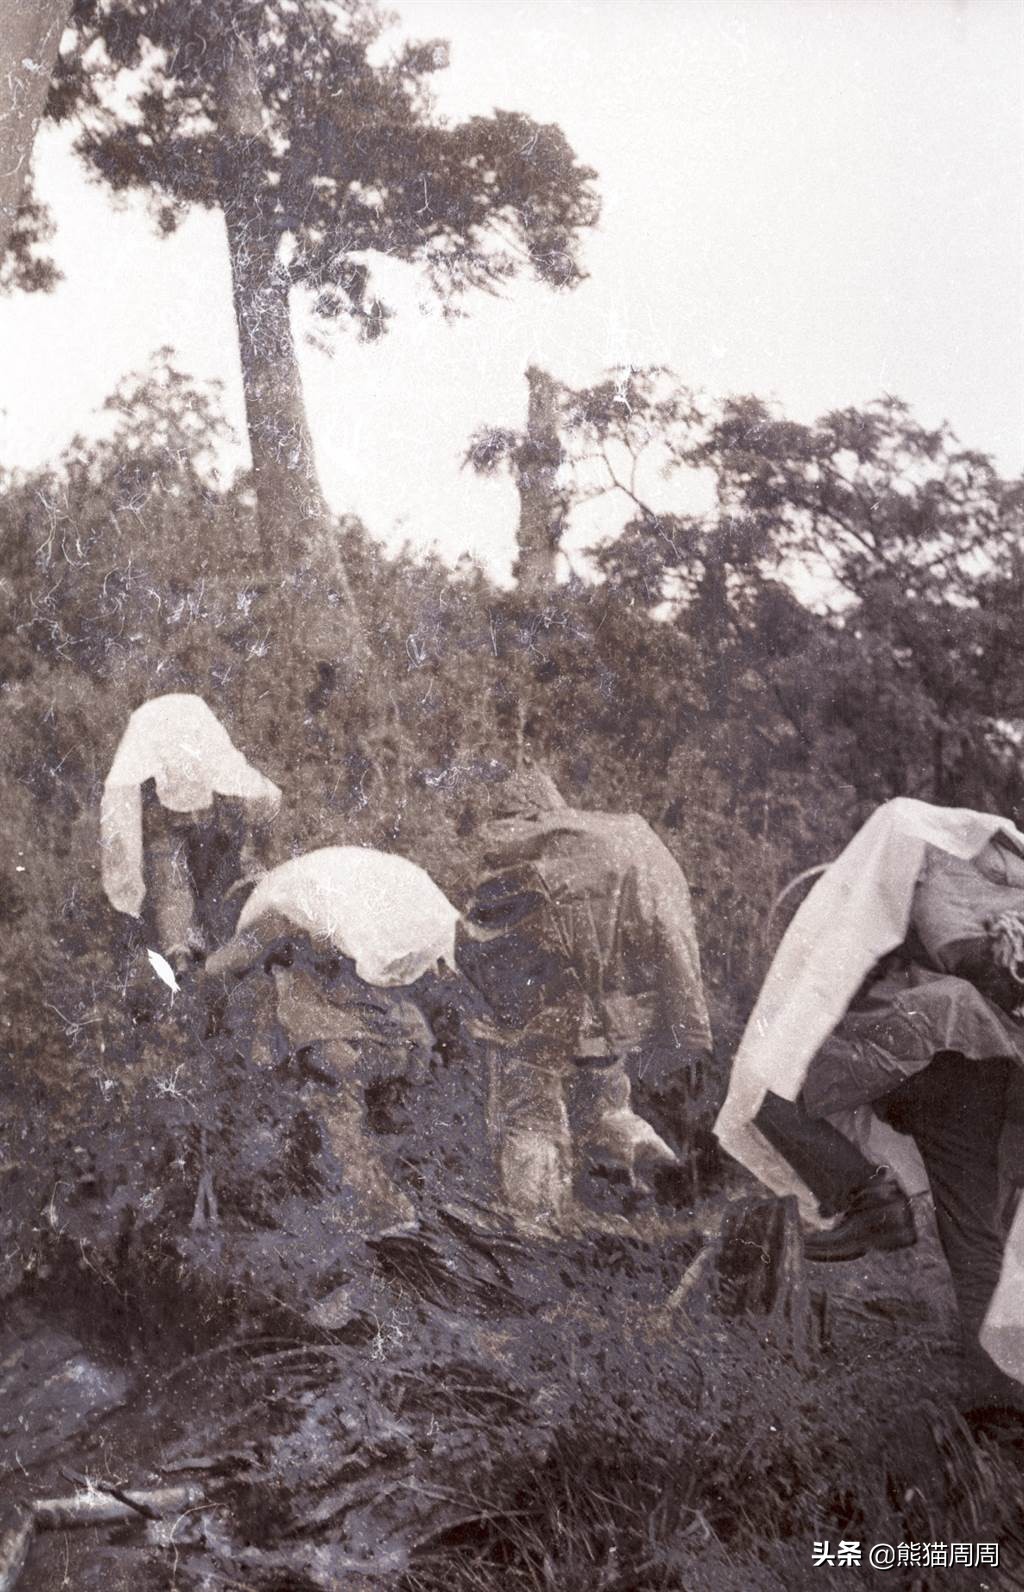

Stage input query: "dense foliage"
[
  {"left": 3, "top": 11, "right": 1022, "bottom": 1584},
  {"left": 3, "top": 352, "right": 1023, "bottom": 1592},
  {"left": 3, "top": 357, "right": 1022, "bottom": 1126}
]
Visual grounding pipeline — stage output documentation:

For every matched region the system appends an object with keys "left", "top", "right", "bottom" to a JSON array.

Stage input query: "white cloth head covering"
[
  {"left": 232, "top": 846, "right": 459, "bottom": 987},
  {"left": 101, "top": 693, "right": 281, "bottom": 917},
  {"left": 715, "top": 798, "right": 1024, "bottom": 1159}
]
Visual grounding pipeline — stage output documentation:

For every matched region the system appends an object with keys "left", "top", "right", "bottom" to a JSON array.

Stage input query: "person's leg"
[
  {"left": 620, "top": 1043, "right": 722, "bottom": 1204},
  {"left": 274, "top": 966, "right": 415, "bottom": 1230},
  {"left": 753, "top": 1091, "right": 917, "bottom": 1260},
  {"left": 754, "top": 1091, "right": 879, "bottom": 1216},
  {"left": 568, "top": 1056, "right": 676, "bottom": 1183},
  {"left": 222, "top": 965, "right": 286, "bottom": 1072},
  {"left": 186, "top": 799, "right": 248, "bottom": 950},
  {"left": 569, "top": 1057, "right": 630, "bottom": 1171},
  {"left": 145, "top": 806, "right": 203, "bottom": 966},
  {"left": 999, "top": 1068, "right": 1024, "bottom": 1235},
  {"left": 625, "top": 1044, "right": 699, "bottom": 1148},
  {"left": 312, "top": 1042, "right": 415, "bottom": 1230},
  {"left": 493, "top": 1035, "right": 573, "bottom": 1229},
  {"left": 877, "top": 1052, "right": 1020, "bottom": 1410}
]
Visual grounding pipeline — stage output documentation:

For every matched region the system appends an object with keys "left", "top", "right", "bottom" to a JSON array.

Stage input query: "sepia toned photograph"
[{"left": 1, "top": 1, "right": 1022, "bottom": 1587}]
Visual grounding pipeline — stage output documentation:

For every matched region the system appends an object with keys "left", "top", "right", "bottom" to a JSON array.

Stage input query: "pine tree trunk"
[
  {"left": 223, "top": 205, "right": 371, "bottom": 776},
  {"left": 0, "top": 0, "right": 70, "bottom": 258},
  {"left": 697, "top": 555, "right": 730, "bottom": 719}
]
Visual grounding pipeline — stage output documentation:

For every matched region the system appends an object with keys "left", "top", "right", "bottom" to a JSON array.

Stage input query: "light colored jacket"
[{"left": 477, "top": 807, "right": 711, "bottom": 1057}]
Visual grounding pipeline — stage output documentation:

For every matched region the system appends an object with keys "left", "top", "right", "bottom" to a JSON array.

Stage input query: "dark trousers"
[
  {"left": 143, "top": 792, "right": 253, "bottom": 959},
  {"left": 754, "top": 1091, "right": 871, "bottom": 1218},
  {"left": 755, "top": 1054, "right": 1019, "bottom": 1407}
]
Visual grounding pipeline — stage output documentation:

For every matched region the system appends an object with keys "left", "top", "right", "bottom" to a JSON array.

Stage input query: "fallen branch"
[
  {"left": 0, "top": 1484, "right": 204, "bottom": 1592},
  {"left": 32, "top": 1482, "right": 203, "bottom": 1531},
  {"left": 60, "top": 1467, "right": 162, "bottom": 1521}
]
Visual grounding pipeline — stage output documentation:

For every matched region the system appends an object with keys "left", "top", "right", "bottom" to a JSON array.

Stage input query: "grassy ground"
[{"left": 4, "top": 1180, "right": 1022, "bottom": 1592}]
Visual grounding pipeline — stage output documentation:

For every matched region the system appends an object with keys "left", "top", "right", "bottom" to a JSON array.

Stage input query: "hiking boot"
[{"left": 804, "top": 1173, "right": 917, "bottom": 1262}]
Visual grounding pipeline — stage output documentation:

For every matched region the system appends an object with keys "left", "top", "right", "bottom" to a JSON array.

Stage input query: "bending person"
[
  {"left": 206, "top": 846, "right": 461, "bottom": 1232},
  {"left": 102, "top": 693, "right": 281, "bottom": 972},
  {"left": 460, "top": 765, "right": 713, "bottom": 1226},
  {"left": 718, "top": 798, "right": 1024, "bottom": 1418}
]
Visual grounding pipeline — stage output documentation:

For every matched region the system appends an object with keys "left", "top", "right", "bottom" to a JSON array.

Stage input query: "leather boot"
[{"left": 804, "top": 1171, "right": 917, "bottom": 1262}]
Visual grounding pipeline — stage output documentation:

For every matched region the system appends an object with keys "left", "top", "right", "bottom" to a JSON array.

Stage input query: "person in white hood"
[
  {"left": 101, "top": 693, "right": 281, "bottom": 971},
  {"left": 206, "top": 846, "right": 462, "bottom": 1231},
  {"left": 716, "top": 799, "right": 1024, "bottom": 1422}
]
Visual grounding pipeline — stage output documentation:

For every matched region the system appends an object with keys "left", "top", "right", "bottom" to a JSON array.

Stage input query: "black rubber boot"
[{"left": 804, "top": 1171, "right": 917, "bottom": 1263}]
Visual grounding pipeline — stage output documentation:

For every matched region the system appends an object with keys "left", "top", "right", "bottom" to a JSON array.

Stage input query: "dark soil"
[
  {"left": 3, "top": 1188, "right": 1022, "bottom": 1592},
  {"left": 2, "top": 968, "right": 1022, "bottom": 1591}
]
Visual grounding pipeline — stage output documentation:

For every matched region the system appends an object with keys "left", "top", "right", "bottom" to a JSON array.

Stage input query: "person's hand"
[
  {"left": 206, "top": 934, "right": 257, "bottom": 978},
  {"left": 225, "top": 867, "right": 266, "bottom": 900}
]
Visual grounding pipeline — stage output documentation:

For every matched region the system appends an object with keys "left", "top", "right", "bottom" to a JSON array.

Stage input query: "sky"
[{"left": 0, "top": 0, "right": 1021, "bottom": 580}]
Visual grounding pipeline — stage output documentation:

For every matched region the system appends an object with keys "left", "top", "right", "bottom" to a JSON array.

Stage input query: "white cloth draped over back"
[
  {"left": 101, "top": 694, "right": 282, "bottom": 918},
  {"left": 230, "top": 846, "right": 460, "bottom": 988},
  {"left": 714, "top": 797, "right": 1024, "bottom": 1382}
]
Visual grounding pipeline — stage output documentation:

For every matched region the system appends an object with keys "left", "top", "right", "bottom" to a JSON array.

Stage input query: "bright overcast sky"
[{"left": 0, "top": 0, "right": 1021, "bottom": 579}]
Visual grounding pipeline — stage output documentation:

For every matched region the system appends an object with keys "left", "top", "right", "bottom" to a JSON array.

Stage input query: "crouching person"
[{"left": 207, "top": 846, "right": 461, "bottom": 1234}]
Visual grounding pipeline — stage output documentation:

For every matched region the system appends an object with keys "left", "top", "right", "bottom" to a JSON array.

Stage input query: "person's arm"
[{"left": 205, "top": 910, "right": 296, "bottom": 979}]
